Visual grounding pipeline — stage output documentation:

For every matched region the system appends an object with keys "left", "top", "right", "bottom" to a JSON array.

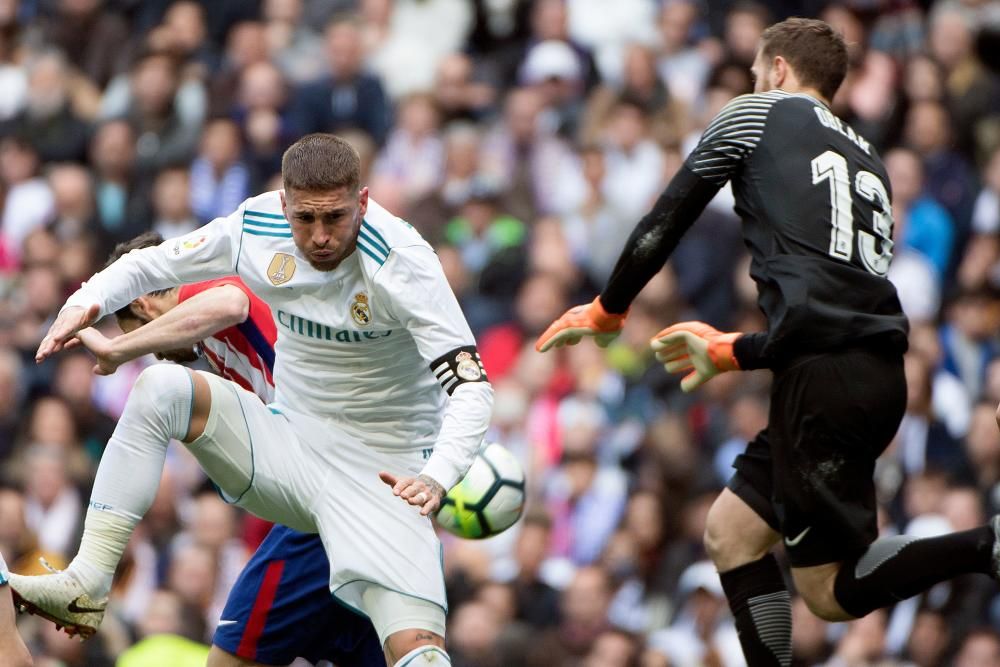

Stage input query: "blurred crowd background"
[{"left": 1, "top": 0, "right": 1000, "bottom": 665}]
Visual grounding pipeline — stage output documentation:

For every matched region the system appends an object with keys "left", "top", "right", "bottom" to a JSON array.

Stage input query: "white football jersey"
[{"left": 66, "top": 192, "right": 490, "bottom": 487}]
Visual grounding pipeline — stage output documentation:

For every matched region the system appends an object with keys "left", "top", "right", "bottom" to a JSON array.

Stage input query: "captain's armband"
[{"left": 430, "top": 345, "right": 488, "bottom": 395}]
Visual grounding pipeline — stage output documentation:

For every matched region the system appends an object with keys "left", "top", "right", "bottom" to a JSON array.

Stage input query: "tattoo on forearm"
[{"left": 416, "top": 474, "right": 445, "bottom": 500}]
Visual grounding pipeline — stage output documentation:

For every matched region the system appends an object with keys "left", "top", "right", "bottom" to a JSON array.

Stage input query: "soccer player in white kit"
[{"left": 14, "top": 134, "right": 494, "bottom": 667}]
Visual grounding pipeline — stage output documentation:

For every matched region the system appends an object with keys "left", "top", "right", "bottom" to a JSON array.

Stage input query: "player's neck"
[{"left": 776, "top": 84, "right": 830, "bottom": 108}]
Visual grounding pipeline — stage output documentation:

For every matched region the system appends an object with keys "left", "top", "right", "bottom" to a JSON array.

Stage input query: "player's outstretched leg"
[
  {"left": 792, "top": 516, "right": 1000, "bottom": 621},
  {"left": 706, "top": 489, "right": 790, "bottom": 667},
  {"left": 9, "top": 364, "right": 208, "bottom": 638},
  {"left": 364, "top": 586, "right": 449, "bottom": 667}
]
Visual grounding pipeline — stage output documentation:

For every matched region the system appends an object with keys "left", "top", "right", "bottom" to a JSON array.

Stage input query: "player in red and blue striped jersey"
[{"left": 74, "top": 231, "right": 382, "bottom": 667}]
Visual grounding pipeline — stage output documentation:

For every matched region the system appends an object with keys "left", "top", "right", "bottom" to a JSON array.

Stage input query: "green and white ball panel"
[
  {"left": 436, "top": 443, "right": 525, "bottom": 540},
  {"left": 485, "top": 484, "right": 524, "bottom": 528},
  {"left": 482, "top": 442, "right": 524, "bottom": 483}
]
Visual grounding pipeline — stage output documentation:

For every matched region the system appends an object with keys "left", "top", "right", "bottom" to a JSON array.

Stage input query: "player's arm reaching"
[
  {"left": 535, "top": 93, "right": 779, "bottom": 390},
  {"left": 36, "top": 212, "right": 243, "bottom": 363},
  {"left": 75, "top": 284, "right": 251, "bottom": 375},
  {"left": 375, "top": 245, "right": 494, "bottom": 515}
]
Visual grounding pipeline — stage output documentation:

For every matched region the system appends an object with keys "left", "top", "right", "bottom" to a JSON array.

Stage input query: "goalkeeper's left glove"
[{"left": 651, "top": 321, "right": 742, "bottom": 392}]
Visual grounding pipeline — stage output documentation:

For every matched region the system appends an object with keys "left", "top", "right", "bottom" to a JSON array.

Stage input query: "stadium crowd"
[{"left": 0, "top": 0, "right": 999, "bottom": 665}]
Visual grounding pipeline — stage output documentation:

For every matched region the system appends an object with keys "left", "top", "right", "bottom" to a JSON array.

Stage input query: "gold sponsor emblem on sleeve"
[
  {"left": 351, "top": 292, "right": 372, "bottom": 326},
  {"left": 267, "top": 253, "right": 296, "bottom": 285},
  {"left": 456, "top": 351, "right": 482, "bottom": 381}
]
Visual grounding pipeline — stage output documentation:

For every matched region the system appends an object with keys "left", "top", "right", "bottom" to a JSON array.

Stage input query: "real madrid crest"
[
  {"left": 455, "top": 351, "right": 482, "bottom": 381},
  {"left": 350, "top": 292, "right": 372, "bottom": 327},
  {"left": 267, "top": 253, "right": 296, "bottom": 286}
]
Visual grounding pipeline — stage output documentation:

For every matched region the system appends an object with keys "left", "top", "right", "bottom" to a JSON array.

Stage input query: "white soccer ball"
[{"left": 435, "top": 443, "right": 525, "bottom": 539}]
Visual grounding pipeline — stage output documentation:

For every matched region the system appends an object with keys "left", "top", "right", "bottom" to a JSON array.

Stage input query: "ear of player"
[
  {"left": 651, "top": 322, "right": 742, "bottom": 392},
  {"left": 533, "top": 297, "right": 628, "bottom": 352}
]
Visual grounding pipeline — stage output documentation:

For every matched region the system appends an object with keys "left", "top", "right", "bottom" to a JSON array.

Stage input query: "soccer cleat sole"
[{"left": 11, "top": 588, "right": 97, "bottom": 640}]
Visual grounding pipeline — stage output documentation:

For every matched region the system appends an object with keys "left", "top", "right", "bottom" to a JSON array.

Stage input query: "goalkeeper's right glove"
[
  {"left": 534, "top": 297, "right": 627, "bottom": 353},
  {"left": 651, "top": 321, "right": 742, "bottom": 392}
]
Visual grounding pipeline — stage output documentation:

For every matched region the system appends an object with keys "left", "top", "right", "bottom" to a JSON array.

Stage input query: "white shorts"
[{"left": 186, "top": 371, "right": 447, "bottom": 642}]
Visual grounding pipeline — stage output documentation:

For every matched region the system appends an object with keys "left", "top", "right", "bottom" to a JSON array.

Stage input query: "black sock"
[
  {"left": 833, "top": 526, "right": 994, "bottom": 618},
  {"left": 719, "top": 553, "right": 792, "bottom": 667}
]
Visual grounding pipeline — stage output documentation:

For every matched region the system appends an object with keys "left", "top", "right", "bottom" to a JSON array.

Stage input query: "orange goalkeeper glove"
[
  {"left": 535, "top": 297, "right": 627, "bottom": 353},
  {"left": 651, "top": 321, "right": 742, "bottom": 392}
]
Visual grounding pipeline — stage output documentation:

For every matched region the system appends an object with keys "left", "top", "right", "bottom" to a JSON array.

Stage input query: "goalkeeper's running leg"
[
  {"left": 706, "top": 488, "right": 790, "bottom": 667},
  {"left": 8, "top": 364, "right": 212, "bottom": 638}
]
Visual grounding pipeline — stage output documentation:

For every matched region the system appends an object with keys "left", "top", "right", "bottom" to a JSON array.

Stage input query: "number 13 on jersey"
[{"left": 811, "top": 150, "right": 894, "bottom": 276}]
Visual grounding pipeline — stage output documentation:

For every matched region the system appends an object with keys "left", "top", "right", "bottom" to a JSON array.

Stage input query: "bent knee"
[
  {"left": 704, "top": 506, "right": 771, "bottom": 570},
  {"left": 131, "top": 364, "right": 207, "bottom": 442},
  {"left": 134, "top": 362, "right": 189, "bottom": 392},
  {"left": 798, "top": 585, "right": 854, "bottom": 622}
]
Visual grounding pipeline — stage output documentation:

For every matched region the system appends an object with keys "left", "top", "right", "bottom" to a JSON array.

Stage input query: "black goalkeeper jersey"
[{"left": 601, "top": 90, "right": 908, "bottom": 366}]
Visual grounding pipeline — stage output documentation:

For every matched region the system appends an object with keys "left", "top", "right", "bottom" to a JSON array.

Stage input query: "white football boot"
[{"left": 8, "top": 563, "right": 106, "bottom": 639}]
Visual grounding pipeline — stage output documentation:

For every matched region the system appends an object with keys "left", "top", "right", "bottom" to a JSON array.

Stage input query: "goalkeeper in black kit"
[{"left": 536, "top": 17, "right": 1000, "bottom": 667}]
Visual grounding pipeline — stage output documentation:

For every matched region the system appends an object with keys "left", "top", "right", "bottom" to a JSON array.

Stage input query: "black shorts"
[{"left": 727, "top": 347, "right": 906, "bottom": 568}]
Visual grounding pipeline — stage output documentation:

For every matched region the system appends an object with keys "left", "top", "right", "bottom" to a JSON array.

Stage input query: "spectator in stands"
[
  {"left": 444, "top": 179, "right": 525, "bottom": 276},
  {"left": 150, "top": 167, "right": 199, "bottom": 240},
  {"left": 433, "top": 53, "right": 496, "bottom": 124},
  {"left": 35, "top": 0, "right": 129, "bottom": 89},
  {"left": 0, "top": 137, "right": 54, "bottom": 263},
  {"left": 122, "top": 51, "right": 201, "bottom": 187},
  {"left": 372, "top": 92, "right": 445, "bottom": 207},
  {"left": 886, "top": 146, "right": 956, "bottom": 281},
  {"left": 904, "top": 99, "right": 978, "bottom": 235},
  {"left": 149, "top": 1, "right": 219, "bottom": 74},
  {"left": 89, "top": 119, "right": 144, "bottom": 245},
  {"left": 519, "top": 39, "right": 586, "bottom": 138},
  {"left": 23, "top": 444, "right": 82, "bottom": 557},
  {"left": 116, "top": 589, "right": 210, "bottom": 667},
  {"left": 188, "top": 117, "right": 250, "bottom": 223},
  {"left": 290, "top": 15, "right": 392, "bottom": 145},
  {"left": 47, "top": 163, "right": 98, "bottom": 245},
  {"left": 480, "top": 86, "right": 576, "bottom": 220},
  {"left": 0, "top": 49, "right": 89, "bottom": 163},
  {"left": 939, "top": 287, "right": 1000, "bottom": 400},
  {"left": 233, "top": 61, "right": 293, "bottom": 186},
  {"left": 208, "top": 20, "right": 269, "bottom": 116},
  {"left": 409, "top": 121, "right": 482, "bottom": 240},
  {"left": 264, "top": 0, "right": 326, "bottom": 85},
  {"left": 166, "top": 542, "right": 220, "bottom": 639},
  {"left": 657, "top": 0, "right": 711, "bottom": 108}
]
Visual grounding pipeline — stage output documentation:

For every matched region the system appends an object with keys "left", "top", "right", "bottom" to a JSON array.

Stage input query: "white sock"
[
  {"left": 68, "top": 365, "right": 193, "bottom": 597},
  {"left": 393, "top": 645, "right": 451, "bottom": 666}
]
